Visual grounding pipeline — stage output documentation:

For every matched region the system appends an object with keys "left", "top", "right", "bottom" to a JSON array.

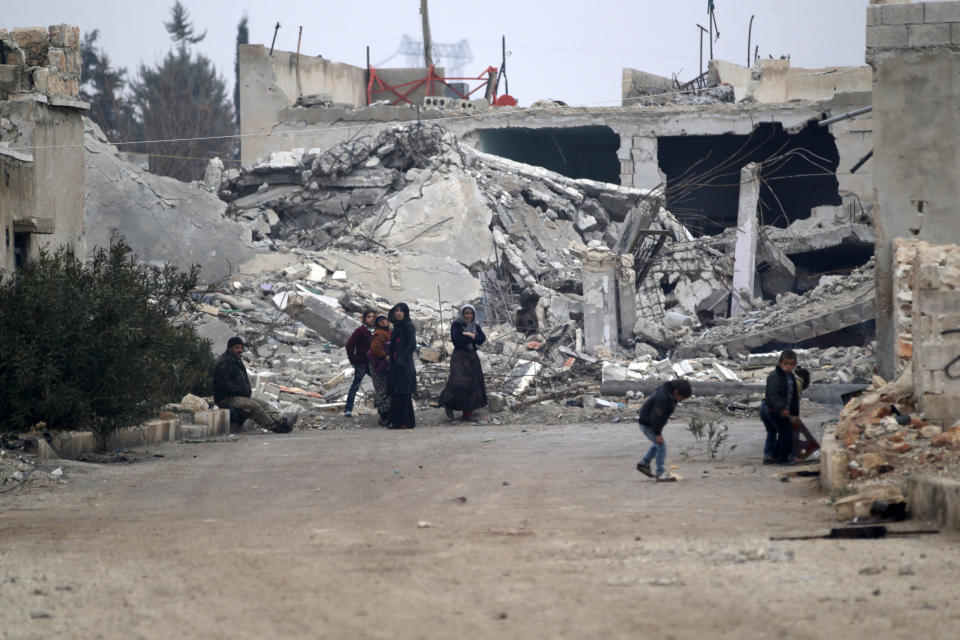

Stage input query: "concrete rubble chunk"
[{"left": 84, "top": 118, "right": 253, "bottom": 282}]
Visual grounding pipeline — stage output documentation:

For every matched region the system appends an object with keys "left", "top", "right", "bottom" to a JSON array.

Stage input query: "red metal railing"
[{"left": 367, "top": 64, "right": 500, "bottom": 106}]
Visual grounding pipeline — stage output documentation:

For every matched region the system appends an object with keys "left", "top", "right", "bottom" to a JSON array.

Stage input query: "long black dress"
[
  {"left": 387, "top": 305, "right": 417, "bottom": 429},
  {"left": 438, "top": 322, "right": 487, "bottom": 413}
]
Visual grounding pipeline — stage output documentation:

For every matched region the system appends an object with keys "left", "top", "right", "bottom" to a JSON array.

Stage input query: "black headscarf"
[{"left": 389, "top": 302, "right": 411, "bottom": 325}]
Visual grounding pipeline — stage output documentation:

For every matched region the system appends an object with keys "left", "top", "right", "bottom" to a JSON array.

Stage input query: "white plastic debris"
[
  {"left": 50, "top": 467, "right": 63, "bottom": 478},
  {"left": 417, "top": 521, "right": 432, "bottom": 529}
]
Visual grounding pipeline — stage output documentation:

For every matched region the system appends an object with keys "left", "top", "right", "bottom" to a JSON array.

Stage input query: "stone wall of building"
[
  {"left": 910, "top": 240, "right": 960, "bottom": 422},
  {"left": 867, "top": 1, "right": 960, "bottom": 378},
  {"left": 0, "top": 24, "right": 81, "bottom": 100},
  {"left": 0, "top": 24, "right": 87, "bottom": 273}
]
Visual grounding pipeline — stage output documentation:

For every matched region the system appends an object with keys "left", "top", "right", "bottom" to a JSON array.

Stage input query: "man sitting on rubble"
[
  {"left": 636, "top": 379, "right": 692, "bottom": 482},
  {"left": 759, "top": 349, "right": 810, "bottom": 465},
  {"left": 214, "top": 337, "right": 297, "bottom": 433}
]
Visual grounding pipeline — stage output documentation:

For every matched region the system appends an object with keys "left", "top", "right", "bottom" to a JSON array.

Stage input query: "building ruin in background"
[{"left": 0, "top": 24, "right": 87, "bottom": 272}]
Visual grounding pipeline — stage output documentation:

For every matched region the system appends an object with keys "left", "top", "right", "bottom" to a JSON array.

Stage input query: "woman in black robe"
[
  {"left": 387, "top": 302, "right": 417, "bottom": 429},
  {"left": 439, "top": 305, "right": 487, "bottom": 422}
]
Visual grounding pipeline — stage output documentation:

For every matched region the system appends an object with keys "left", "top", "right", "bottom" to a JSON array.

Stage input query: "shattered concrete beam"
[
  {"left": 279, "top": 292, "right": 356, "bottom": 346},
  {"left": 731, "top": 162, "right": 760, "bottom": 317},
  {"left": 674, "top": 280, "right": 875, "bottom": 358},
  {"left": 616, "top": 254, "right": 637, "bottom": 344}
]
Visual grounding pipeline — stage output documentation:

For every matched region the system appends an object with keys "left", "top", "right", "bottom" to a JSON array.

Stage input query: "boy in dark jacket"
[
  {"left": 636, "top": 379, "right": 692, "bottom": 482},
  {"left": 343, "top": 309, "right": 377, "bottom": 417},
  {"left": 759, "top": 349, "right": 811, "bottom": 464}
]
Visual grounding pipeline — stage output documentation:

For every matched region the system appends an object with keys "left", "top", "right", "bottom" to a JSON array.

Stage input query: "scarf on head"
[{"left": 455, "top": 305, "right": 478, "bottom": 335}]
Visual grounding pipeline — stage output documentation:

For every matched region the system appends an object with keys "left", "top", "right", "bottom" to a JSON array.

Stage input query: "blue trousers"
[
  {"left": 639, "top": 423, "right": 667, "bottom": 477},
  {"left": 344, "top": 365, "right": 368, "bottom": 413}
]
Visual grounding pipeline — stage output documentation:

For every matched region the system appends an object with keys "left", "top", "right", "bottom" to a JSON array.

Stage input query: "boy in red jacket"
[{"left": 344, "top": 309, "right": 376, "bottom": 416}]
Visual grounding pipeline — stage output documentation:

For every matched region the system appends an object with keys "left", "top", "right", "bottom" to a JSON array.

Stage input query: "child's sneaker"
[
  {"left": 636, "top": 461, "right": 654, "bottom": 478},
  {"left": 656, "top": 473, "right": 678, "bottom": 483}
]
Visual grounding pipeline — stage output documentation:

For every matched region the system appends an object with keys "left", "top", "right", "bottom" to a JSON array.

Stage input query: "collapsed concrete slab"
[
  {"left": 83, "top": 118, "right": 253, "bottom": 282},
  {"left": 276, "top": 290, "right": 356, "bottom": 347},
  {"left": 365, "top": 168, "right": 494, "bottom": 269},
  {"left": 675, "top": 263, "right": 876, "bottom": 358}
]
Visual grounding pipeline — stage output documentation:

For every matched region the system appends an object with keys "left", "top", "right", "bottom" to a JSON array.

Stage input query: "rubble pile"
[
  {"left": 831, "top": 368, "right": 960, "bottom": 488},
  {"left": 674, "top": 260, "right": 875, "bottom": 361},
  {"left": 195, "top": 122, "right": 881, "bottom": 420}
]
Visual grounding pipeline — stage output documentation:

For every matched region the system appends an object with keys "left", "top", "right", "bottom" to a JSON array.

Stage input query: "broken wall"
[
  {"left": 0, "top": 24, "right": 82, "bottom": 100},
  {"left": 867, "top": 1, "right": 960, "bottom": 378},
  {"left": 238, "top": 44, "right": 446, "bottom": 164},
  {"left": 910, "top": 241, "right": 960, "bottom": 422},
  {"left": 710, "top": 58, "right": 872, "bottom": 104}
]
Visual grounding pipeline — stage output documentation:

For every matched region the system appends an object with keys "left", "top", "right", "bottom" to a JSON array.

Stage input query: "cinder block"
[
  {"left": 952, "top": 22, "right": 960, "bottom": 43},
  {"left": 909, "top": 22, "right": 952, "bottom": 45},
  {"left": 867, "top": 24, "right": 910, "bottom": 48},
  {"left": 882, "top": 3, "right": 925, "bottom": 24},
  {"left": 925, "top": 1, "right": 960, "bottom": 23},
  {"left": 867, "top": 5, "right": 883, "bottom": 26}
]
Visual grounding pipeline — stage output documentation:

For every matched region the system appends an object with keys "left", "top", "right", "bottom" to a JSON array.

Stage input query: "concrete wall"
[
  {"left": 239, "top": 44, "right": 448, "bottom": 164},
  {"left": 711, "top": 58, "right": 872, "bottom": 104},
  {"left": 621, "top": 68, "right": 676, "bottom": 106},
  {"left": 910, "top": 241, "right": 960, "bottom": 421},
  {"left": 867, "top": 1, "right": 960, "bottom": 378}
]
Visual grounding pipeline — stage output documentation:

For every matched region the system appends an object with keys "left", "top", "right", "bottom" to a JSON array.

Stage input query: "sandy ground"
[{"left": 1, "top": 412, "right": 958, "bottom": 640}]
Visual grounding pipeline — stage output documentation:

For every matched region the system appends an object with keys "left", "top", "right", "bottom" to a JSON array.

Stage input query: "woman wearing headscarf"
[
  {"left": 387, "top": 303, "right": 417, "bottom": 429},
  {"left": 439, "top": 304, "right": 487, "bottom": 422},
  {"left": 368, "top": 314, "right": 392, "bottom": 426}
]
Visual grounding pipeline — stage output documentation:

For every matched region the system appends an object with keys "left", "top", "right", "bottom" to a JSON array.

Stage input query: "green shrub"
[{"left": 0, "top": 239, "right": 213, "bottom": 438}]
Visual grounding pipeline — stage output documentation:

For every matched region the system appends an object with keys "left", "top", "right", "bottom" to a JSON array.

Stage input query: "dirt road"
[{"left": 2, "top": 415, "right": 958, "bottom": 639}]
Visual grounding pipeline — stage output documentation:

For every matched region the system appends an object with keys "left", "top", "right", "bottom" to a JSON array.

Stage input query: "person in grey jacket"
[{"left": 636, "top": 379, "right": 692, "bottom": 482}]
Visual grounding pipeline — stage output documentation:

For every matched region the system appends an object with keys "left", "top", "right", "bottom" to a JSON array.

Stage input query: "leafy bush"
[{"left": 0, "top": 239, "right": 213, "bottom": 438}]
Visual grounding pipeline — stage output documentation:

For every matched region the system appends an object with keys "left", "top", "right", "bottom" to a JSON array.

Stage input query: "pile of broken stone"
[
  {"left": 831, "top": 365, "right": 960, "bottom": 488},
  {"left": 200, "top": 122, "right": 874, "bottom": 422}
]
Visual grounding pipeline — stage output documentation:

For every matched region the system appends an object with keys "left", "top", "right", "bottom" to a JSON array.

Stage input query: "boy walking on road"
[{"left": 636, "top": 379, "right": 692, "bottom": 482}]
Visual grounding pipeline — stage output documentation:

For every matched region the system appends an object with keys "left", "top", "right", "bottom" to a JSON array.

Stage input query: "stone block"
[
  {"left": 925, "top": 2, "right": 960, "bottom": 23},
  {"left": 867, "top": 24, "right": 909, "bottom": 47},
  {"left": 882, "top": 3, "right": 925, "bottom": 24},
  {"left": 952, "top": 22, "right": 960, "bottom": 43},
  {"left": 905, "top": 475, "right": 960, "bottom": 531},
  {"left": 488, "top": 392, "right": 506, "bottom": 413},
  {"left": 908, "top": 22, "right": 952, "bottom": 45},
  {"left": 867, "top": 5, "right": 883, "bottom": 26}
]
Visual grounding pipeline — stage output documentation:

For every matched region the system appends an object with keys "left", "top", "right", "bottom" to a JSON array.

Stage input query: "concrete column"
[
  {"left": 616, "top": 254, "right": 637, "bottom": 344},
  {"left": 867, "top": 5, "right": 960, "bottom": 377},
  {"left": 911, "top": 241, "right": 960, "bottom": 422},
  {"left": 731, "top": 162, "right": 760, "bottom": 317},
  {"left": 581, "top": 247, "right": 619, "bottom": 354},
  {"left": 630, "top": 136, "right": 665, "bottom": 191}
]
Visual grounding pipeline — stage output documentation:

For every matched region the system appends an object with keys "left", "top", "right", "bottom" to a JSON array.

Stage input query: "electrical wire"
[{"left": 6, "top": 66, "right": 868, "bottom": 153}]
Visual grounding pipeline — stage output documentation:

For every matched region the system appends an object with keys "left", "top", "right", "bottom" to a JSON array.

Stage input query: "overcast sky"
[{"left": 8, "top": 0, "right": 869, "bottom": 108}]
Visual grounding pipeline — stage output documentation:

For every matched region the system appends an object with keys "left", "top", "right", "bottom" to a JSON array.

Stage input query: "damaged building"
[
  {"left": 230, "top": 39, "right": 877, "bottom": 353},
  {"left": 0, "top": 24, "right": 87, "bottom": 272}
]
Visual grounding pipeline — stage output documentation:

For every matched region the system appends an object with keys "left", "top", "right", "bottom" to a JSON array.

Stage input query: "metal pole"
[
  {"left": 420, "top": 0, "right": 433, "bottom": 68},
  {"left": 269, "top": 22, "right": 280, "bottom": 56},
  {"left": 817, "top": 106, "right": 873, "bottom": 127},
  {"left": 502, "top": 35, "right": 508, "bottom": 95},
  {"left": 709, "top": 7, "right": 713, "bottom": 60},
  {"left": 747, "top": 15, "right": 755, "bottom": 67},
  {"left": 295, "top": 26, "right": 303, "bottom": 100},
  {"left": 366, "top": 46, "right": 370, "bottom": 106}
]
